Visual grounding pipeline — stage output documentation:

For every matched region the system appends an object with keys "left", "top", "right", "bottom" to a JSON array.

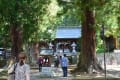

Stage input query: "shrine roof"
[{"left": 55, "top": 27, "right": 81, "bottom": 39}]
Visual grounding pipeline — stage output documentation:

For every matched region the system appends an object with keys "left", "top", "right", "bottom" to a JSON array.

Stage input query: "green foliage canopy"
[{"left": 0, "top": 0, "right": 61, "bottom": 47}]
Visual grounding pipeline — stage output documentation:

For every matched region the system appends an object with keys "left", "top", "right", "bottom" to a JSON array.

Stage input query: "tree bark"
[
  {"left": 75, "top": 7, "right": 103, "bottom": 73},
  {"left": 10, "top": 23, "right": 23, "bottom": 61},
  {"left": 114, "top": 37, "right": 118, "bottom": 49},
  {"left": 33, "top": 42, "right": 40, "bottom": 60}
]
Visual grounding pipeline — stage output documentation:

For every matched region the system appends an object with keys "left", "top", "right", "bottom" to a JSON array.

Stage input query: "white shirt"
[{"left": 8, "top": 63, "right": 30, "bottom": 80}]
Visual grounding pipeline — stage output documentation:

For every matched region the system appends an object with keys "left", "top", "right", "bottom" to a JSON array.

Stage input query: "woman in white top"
[{"left": 8, "top": 52, "right": 30, "bottom": 80}]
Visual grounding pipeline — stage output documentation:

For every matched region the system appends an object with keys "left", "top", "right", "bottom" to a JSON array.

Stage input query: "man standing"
[{"left": 61, "top": 54, "right": 69, "bottom": 77}]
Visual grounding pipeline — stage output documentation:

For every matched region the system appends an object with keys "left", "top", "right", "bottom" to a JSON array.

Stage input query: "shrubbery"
[{"left": 0, "top": 60, "right": 6, "bottom": 68}]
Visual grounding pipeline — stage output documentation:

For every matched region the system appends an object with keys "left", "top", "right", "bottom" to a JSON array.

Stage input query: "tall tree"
[
  {"left": 0, "top": 0, "right": 48, "bottom": 59},
  {"left": 75, "top": 0, "right": 100, "bottom": 72},
  {"left": 57, "top": 0, "right": 120, "bottom": 73},
  {"left": 57, "top": 0, "right": 102, "bottom": 73},
  {"left": 75, "top": 0, "right": 120, "bottom": 72},
  {"left": 0, "top": 0, "right": 61, "bottom": 60}
]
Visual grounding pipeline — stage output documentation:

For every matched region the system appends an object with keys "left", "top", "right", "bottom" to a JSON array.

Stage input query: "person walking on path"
[
  {"left": 60, "top": 54, "right": 69, "bottom": 77},
  {"left": 54, "top": 55, "right": 60, "bottom": 68},
  {"left": 8, "top": 52, "right": 30, "bottom": 80},
  {"left": 37, "top": 56, "right": 43, "bottom": 72}
]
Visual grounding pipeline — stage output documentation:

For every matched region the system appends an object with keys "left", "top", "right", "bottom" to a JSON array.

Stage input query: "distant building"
[
  {"left": 54, "top": 27, "right": 81, "bottom": 56},
  {"left": 55, "top": 27, "right": 81, "bottom": 39}
]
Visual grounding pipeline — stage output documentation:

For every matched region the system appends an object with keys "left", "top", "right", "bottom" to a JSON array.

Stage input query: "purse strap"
[
  {"left": 14, "top": 63, "right": 17, "bottom": 71},
  {"left": 13, "top": 63, "right": 17, "bottom": 80}
]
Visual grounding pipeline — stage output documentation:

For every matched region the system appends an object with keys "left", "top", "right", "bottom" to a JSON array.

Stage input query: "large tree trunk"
[
  {"left": 75, "top": 8, "right": 103, "bottom": 73},
  {"left": 10, "top": 24, "right": 23, "bottom": 61},
  {"left": 33, "top": 42, "right": 40, "bottom": 60},
  {"left": 9, "top": 1, "right": 23, "bottom": 61},
  {"left": 114, "top": 37, "right": 118, "bottom": 49}
]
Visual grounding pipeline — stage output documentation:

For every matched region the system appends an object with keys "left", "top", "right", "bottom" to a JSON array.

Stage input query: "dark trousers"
[
  {"left": 39, "top": 64, "right": 42, "bottom": 72},
  {"left": 62, "top": 67, "right": 68, "bottom": 77}
]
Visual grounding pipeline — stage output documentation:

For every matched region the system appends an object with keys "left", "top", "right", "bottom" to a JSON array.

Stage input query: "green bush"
[
  {"left": 96, "top": 48, "right": 104, "bottom": 53},
  {"left": 0, "top": 60, "right": 6, "bottom": 68}
]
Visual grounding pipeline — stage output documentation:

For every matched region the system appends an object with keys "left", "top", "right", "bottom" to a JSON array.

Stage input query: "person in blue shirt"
[{"left": 60, "top": 54, "right": 69, "bottom": 77}]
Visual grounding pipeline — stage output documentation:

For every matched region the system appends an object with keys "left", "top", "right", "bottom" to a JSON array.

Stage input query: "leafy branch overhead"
[{"left": 0, "top": 0, "right": 62, "bottom": 47}]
